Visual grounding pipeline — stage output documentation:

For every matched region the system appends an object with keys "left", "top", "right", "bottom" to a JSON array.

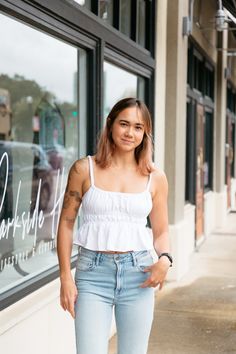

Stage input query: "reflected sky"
[
  {"left": 104, "top": 61, "right": 137, "bottom": 119},
  {"left": 0, "top": 13, "right": 77, "bottom": 103}
]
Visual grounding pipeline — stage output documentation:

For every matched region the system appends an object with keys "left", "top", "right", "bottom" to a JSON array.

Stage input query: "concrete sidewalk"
[{"left": 109, "top": 212, "right": 236, "bottom": 354}]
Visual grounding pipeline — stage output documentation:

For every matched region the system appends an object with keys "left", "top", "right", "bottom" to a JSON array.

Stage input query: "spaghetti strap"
[
  {"left": 146, "top": 173, "right": 152, "bottom": 191},
  {"left": 87, "top": 155, "right": 95, "bottom": 186}
]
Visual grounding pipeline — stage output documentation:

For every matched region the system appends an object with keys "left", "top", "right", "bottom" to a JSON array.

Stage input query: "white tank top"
[{"left": 74, "top": 155, "right": 154, "bottom": 251}]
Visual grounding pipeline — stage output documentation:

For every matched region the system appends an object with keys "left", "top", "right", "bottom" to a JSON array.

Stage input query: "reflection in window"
[
  {"left": 120, "top": 0, "right": 131, "bottom": 37},
  {"left": 103, "top": 61, "right": 145, "bottom": 121},
  {"left": 0, "top": 13, "right": 86, "bottom": 295},
  {"left": 137, "top": 0, "right": 146, "bottom": 47},
  {"left": 137, "top": 77, "right": 145, "bottom": 102},
  {"left": 78, "top": 48, "right": 88, "bottom": 157},
  {"left": 99, "top": 0, "right": 113, "bottom": 25},
  {"left": 73, "top": 0, "right": 91, "bottom": 9}
]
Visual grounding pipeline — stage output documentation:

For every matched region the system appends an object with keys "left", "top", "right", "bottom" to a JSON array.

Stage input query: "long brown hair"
[{"left": 95, "top": 97, "right": 155, "bottom": 175}]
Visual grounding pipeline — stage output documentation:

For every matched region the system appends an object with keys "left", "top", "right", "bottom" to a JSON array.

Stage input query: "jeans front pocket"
[
  {"left": 76, "top": 254, "right": 96, "bottom": 272},
  {"left": 135, "top": 251, "right": 154, "bottom": 273}
]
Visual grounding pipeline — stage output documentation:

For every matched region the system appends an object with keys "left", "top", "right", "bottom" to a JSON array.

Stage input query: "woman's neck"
[{"left": 110, "top": 151, "right": 137, "bottom": 170}]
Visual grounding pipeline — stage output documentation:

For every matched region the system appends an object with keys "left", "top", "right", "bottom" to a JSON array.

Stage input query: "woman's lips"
[{"left": 121, "top": 139, "right": 133, "bottom": 144}]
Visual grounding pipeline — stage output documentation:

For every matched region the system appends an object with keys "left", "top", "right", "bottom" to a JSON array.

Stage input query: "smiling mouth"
[{"left": 121, "top": 139, "right": 134, "bottom": 143}]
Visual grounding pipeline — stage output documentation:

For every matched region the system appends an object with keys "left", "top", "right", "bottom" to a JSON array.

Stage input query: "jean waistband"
[{"left": 78, "top": 246, "right": 151, "bottom": 266}]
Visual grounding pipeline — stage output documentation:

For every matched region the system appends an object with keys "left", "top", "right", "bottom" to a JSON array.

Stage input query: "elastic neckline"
[
  {"left": 82, "top": 185, "right": 152, "bottom": 200},
  {"left": 91, "top": 184, "right": 151, "bottom": 196}
]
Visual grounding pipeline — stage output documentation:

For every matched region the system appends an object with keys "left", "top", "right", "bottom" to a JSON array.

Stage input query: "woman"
[{"left": 57, "top": 97, "right": 172, "bottom": 354}]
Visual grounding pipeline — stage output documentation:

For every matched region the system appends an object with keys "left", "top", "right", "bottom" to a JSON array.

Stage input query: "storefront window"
[
  {"left": 103, "top": 61, "right": 145, "bottom": 120},
  {"left": 0, "top": 13, "right": 85, "bottom": 298}
]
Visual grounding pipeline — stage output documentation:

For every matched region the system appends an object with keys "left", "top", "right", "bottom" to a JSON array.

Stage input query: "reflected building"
[
  {"left": 0, "top": 88, "right": 11, "bottom": 140},
  {"left": 36, "top": 93, "right": 65, "bottom": 149}
]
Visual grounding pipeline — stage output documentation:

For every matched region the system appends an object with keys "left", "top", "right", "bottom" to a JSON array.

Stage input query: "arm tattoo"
[
  {"left": 69, "top": 190, "right": 82, "bottom": 203},
  {"left": 63, "top": 216, "right": 76, "bottom": 225},
  {"left": 62, "top": 161, "right": 84, "bottom": 211},
  {"left": 62, "top": 189, "right": 82, "bottom": 211}
]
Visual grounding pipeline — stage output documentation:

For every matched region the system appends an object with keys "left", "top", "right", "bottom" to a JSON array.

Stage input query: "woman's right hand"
[{"left": 60, "top": 278, "right": 78, "bottom": 319}]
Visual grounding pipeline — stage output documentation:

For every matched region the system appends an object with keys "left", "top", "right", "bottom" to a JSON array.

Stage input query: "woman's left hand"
[{"left": 139, "top": 257, "right": 171, "bottom": 289}]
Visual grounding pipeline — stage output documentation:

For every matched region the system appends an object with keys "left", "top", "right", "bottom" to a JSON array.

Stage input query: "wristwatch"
[{"left": 158, "top": 253, "right": 173, "bottom": 267}]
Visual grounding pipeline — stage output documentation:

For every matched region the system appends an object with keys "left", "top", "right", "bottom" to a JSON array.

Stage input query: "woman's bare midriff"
[{"left": 98, "top": 250, "right": 134, "bottom": 254}]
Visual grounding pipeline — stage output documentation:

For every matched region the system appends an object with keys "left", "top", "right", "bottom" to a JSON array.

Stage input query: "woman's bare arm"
[
  {"left": 149, "top": 169, "right": 170, "bottom": 258},
  {"left": 57, "top": 158, "right": 87, "bottom": 317},
  {"left": 140, "top": 169, "right": 171, "bottom": 289}
]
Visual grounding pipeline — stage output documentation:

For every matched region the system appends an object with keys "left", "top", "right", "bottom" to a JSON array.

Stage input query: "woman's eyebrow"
[{"left": 119, "top": 119, "right": 144, "bottom": 126}]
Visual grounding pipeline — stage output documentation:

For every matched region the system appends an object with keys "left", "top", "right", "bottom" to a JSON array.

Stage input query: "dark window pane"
[
  {"left": 99, "top": 0, "right": 113, "bottom": 25},
  {"left": 120, "top": 0, "right": 131, "bottom": 37},
  {"left": 185, "top": 100, "right": 196, "bottom": 203},
  {"left": 234, "top": 93, "right": 236, "bottom": 114},
  {"left": 137, "top": 0, "right": 146, "bottom": 47},
  {"left": 231, "top": 123, "right": 235, "bottom": 177},
  {"left": 187, "top": 46, "right": 191, "bottom": 86},
  {"left": 227, "top": 86, "right": 235, "bottom": 112},
  {"left": 199, "top": 60, "right": 204, "bottom": 93},
  {"left": 204, "top": 64, "right": 214, "bottom": 100},
  {"left": 193, "top": 55, "right": 204, "bottom": 93},
  {"left": 193, "top": 56, "right": 198, "bottom": 90},
  {"left": 204, "top": 112, "right": 213, "bottom": 190}
]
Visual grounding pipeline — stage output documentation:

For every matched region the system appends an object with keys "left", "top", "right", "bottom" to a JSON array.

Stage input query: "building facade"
[
  {"left": 165, "top": 0, "right": 236, "bottom": 280},
  {"left": 0, "top": 0, "right": 236, "bottom": 352}
]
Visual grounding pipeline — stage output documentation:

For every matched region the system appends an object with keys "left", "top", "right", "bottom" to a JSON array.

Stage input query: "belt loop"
[
  {"left": 95, "top": 252, "right": 101, "bottom": 266},
  {"left": 131, "top": 252, "right": 137, "bottom": 266}
]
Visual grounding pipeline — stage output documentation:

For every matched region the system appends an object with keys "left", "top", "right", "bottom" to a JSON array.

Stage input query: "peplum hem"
[{"left": 73, "top": 222, "right": 154, "bottom": 251}]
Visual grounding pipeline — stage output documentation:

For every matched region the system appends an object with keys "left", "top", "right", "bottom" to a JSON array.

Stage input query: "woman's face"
[{"left": 110, "top": 106, "right": 145, "bottom": 152}]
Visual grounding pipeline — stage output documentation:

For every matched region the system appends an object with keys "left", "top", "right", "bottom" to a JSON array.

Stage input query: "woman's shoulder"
[
  {"left": 69, "top": 156, "right": 90, "bottom": 180},
  {"left": 150, "top": 164, "right": 168, "bottom": 191}
]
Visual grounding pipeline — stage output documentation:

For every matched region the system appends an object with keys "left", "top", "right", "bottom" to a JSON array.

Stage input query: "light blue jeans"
[{"left": 74, "top": 246, "right": 155, "bottom": 354}]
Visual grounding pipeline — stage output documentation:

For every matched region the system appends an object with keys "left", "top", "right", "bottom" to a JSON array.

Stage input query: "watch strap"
[{"left": 158, "top": 252, "right": 173, "bottom": 267}]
